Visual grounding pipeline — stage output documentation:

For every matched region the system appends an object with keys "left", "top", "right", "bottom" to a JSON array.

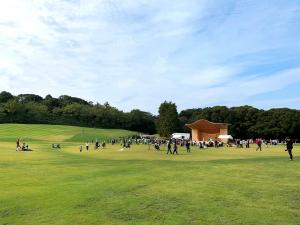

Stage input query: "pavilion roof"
[{"left": 186, "top": 119, "right": 229, "bottom": 130}]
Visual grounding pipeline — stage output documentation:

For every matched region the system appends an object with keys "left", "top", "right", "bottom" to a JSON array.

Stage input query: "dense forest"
[
  {"left": 0, "top": 91, "right": 156, "bottom": 134},
  {"left": 1, "top": 91, "right": 300, "bottom": 139}
]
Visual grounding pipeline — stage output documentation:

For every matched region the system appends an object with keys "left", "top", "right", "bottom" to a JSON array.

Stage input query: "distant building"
[{"left": 186, "top": 119, "right": 229, "bottom": 142}]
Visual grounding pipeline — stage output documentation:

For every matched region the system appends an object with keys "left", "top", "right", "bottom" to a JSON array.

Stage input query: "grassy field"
[{"left": 0, "top": 124, "right": 299, "bottom": 225}]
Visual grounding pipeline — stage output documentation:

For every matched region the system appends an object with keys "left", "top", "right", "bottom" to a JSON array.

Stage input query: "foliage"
[
  {"left": 1, "top": 91, "right": 300, "bottom": 138},
  {"left": 179, "top": 106, "right": 300, "bottom": 139},
  {"left": 0, "top": 92, "right": 156, "bottom": 134},
  {"left": 156, "top": 101, "right": 180, "bottom": 137}
]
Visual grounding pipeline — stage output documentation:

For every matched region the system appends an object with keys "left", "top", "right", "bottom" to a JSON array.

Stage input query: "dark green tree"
[
  {"left": 0, "top": 91, "right": 14, "bottom": 103},
  {"left": 127, "top": 109, "right": 156, "bottom": 134},
  {"left": 156, "top": 101, "right": 180, "bottom": 137},
  {"left": 17, "top": 94, "right": 43, "bottom": 103}
]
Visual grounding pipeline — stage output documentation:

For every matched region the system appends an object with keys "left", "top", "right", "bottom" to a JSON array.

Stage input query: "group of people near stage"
[
  {"left": 16, "top": 138, "right": 29, "bottom": 151},
  {"left": 191, "top": 140, "right": 224, "bottom": 148}
]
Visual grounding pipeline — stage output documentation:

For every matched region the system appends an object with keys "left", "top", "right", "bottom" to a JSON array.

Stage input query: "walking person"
[
  {"left": 167, "top": 141, "right": 173, "bottom": 154},
  {"left": 256, "top": 138, "right": 262, "bottom": 151},
  {"left": 173, "top": 142, "right": 178, "bottom": 155},
  {"left": 86, "top": 142, "right": 89, "bottom": 151},
  {"left": 285, "top": 138, "right": 294, "bottom": 161},
  {"left": 186, "top": 141, "right": 191, "bottom": 153},
  {"left": 246, "top": 139, "right": 250, "bottom": 148},
  {"left": 79, "top": 144, "right": 82, "bottom": 152}
]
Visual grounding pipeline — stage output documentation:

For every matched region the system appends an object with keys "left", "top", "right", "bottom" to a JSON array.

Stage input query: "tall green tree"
[
  {"left": 0, "top": 91, "right": 14, "bottom": 103},
  {"left": 156, "top": 101, "right": 180, "bottom": 137}
]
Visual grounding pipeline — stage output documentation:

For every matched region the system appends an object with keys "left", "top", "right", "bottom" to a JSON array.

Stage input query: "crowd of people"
[
  {"left": 130, "top": 136, "right": 296, "bottom": 160},
  {"left": 15, "top": 135, "right": 295, "bottom": 160}
]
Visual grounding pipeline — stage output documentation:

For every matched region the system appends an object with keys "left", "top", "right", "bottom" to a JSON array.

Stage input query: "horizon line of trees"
[{"left": 1, "top": 91, "right": 300, "bottom": 139}]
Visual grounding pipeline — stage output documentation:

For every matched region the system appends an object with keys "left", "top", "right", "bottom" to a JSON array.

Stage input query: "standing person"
[
  {"left": 186, "top": 141, "right": 191, "bottom": 153},
  {"left": 167, "top": 141, "right": 172, "bottom": 154},
  {"left": 173, "top": 142, "right": 178, "bottom": 155},
  {"left": 285, "top": 138, "right": 294, "bottom": 161},
  {"left": 256, "top": 138, "right": 262, "bottom": 151},
  {"left": 79, "top": 144, "right": 83, "bottom": 152},
  {"left": 16, "top": 138, "right": 20, "bottom": 148},
  {"left": 246, "top": 139, "right": 250, "bottom": 148},
  {"left": 86, "top": 142, "right": 89, "bottom": 151},
  {"left": 214, "top": 140, "right": 218, "bottom": 148}
]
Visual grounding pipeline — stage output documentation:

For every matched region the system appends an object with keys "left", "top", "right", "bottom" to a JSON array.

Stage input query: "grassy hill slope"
[{"left": 0, "top": 124, "right": 138, "bottom": 142}]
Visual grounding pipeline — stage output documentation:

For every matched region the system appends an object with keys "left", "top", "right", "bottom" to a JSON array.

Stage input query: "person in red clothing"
[{"left": 256, "top": 138, "right": 262, "bottom": 151}]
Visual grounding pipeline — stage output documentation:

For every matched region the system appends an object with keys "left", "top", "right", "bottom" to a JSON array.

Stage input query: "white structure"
[
  {"left": 218, "top": 134, "right": 233, "bottom": 142},
  {"left": 171, "top": 133, "right": 190, "bottom": 140}
]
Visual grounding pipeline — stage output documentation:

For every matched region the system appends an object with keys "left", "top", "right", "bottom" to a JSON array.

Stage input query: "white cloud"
[{"left": 0, "top": 0, "right": 300, "bottom": 113}]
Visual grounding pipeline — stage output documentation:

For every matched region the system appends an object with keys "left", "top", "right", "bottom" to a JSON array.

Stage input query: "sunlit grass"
[{"left": 0, "top": 124, "right": 299, "bottom": 225}]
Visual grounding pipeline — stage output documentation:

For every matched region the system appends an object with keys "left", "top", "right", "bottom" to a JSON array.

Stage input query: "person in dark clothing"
[
  {"left": 167, "top": 141, "right": 172, "bottom": 154},
  {"left": 16, "top": 138, "right": 20, "bottom": 148},
  {"left": 246, "top": 139, "right": 250, "bottom": 148},
  {"left": 285, "top": 138, "right": 294, "bottom": 160},
  {"left": 173, "top": 142, "right": 178, "bottom": 155},
  {"left": 186, "top": 141, "right": 191, "bottom": 153}
]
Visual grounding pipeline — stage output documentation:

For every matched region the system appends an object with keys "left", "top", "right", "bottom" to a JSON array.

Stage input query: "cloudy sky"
[{"left": 1, "top": 0, "right": 300, "bottom": 113}]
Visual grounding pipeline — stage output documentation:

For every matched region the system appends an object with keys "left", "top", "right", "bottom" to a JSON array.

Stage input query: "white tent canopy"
[
  {"left": 218, "top": 135, "right": 233, "bottom": 139},
  {"left": 171, "top": 133, "right": 190, "bottom": 140}
]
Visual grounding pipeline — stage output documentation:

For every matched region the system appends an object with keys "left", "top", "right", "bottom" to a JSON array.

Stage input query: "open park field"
[{"left": 0, "top": 124, "right": 299, "bottom": 225}]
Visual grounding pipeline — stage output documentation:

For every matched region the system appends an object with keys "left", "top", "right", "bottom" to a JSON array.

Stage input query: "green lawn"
[{"left": 0, "top": 124, "right": 299, "bottom": 225}]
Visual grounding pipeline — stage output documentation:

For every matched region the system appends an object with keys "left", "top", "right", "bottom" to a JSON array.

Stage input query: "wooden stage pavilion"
[{"left": 186, "top": 119, "right": 229, "bottom": 142}]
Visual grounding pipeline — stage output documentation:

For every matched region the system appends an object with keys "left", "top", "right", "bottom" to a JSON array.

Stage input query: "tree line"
[
  {"left": 1, "top": 91, "right": 300, "bottom": 139},
  {"left": 0, "top": 91, "right": 156, "bottom": 134}
]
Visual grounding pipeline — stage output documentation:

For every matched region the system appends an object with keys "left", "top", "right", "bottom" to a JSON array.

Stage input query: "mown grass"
[
  {"left": 0, "top": 124, "right": 138, "bottom": 142},
  {"left": 0, "top": 124, "right": 299, "bottom": 225}
]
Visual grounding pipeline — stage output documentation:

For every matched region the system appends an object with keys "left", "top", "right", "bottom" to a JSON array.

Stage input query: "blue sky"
[{"left": 1, "top": 0, "right": 300, "bottom": 113}]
